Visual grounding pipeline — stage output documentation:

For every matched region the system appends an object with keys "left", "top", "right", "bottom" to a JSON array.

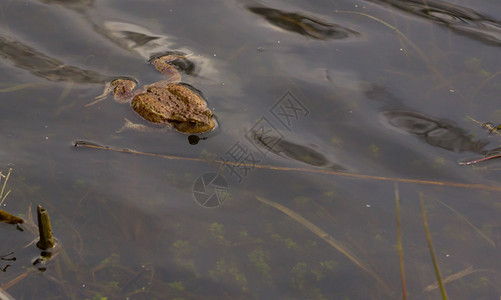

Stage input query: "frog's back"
[{"left": 130, "top": 84, "right": 213, "bottom": 128}]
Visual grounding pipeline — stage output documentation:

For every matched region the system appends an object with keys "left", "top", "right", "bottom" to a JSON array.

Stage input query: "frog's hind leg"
[
  {"left": 151, "top": 55, "right": 183, "bottom": 83},
  {"left": 86, "top": 78, "right": 137, "bottom": 106}
]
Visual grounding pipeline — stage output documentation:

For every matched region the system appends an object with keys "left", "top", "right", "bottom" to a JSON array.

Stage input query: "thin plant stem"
[
  {"left": 0, "top": 168, "right": 12, "bottom": 206},
  {"left": 434, "top": 198, "right": 495, "bottom": 247},
  {"left": 471, "top": 70, "right": 501, "bottom": 102},
  {"left": 420, "top": 193, "right": 448, "bottom": 300},
  {"left": 74, "top": 141, "right": 501, "bottom": 192},
  {"left": 255, "top": 196, "right": 392, "bottom": 294},
  {"left": 335, "top": 10, "right": 464, "bottom": 101},
  {"left": 394, "top": 183, "right": 407, "bottom": 300},
  {"left": 465, "top": 115, "right": 501, "bottom": 136}
]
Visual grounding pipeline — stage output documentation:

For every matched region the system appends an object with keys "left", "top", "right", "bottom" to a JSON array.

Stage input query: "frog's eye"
[{"left": 188, "top": 119, "right": 198, "bottom": 127}]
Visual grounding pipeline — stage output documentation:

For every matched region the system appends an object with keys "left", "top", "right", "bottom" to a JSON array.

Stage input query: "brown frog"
[{"left": 93, "top": 54, "right": 215, "bottom": 134}]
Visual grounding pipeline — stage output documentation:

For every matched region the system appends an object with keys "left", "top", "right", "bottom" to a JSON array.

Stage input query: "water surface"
[{"left": 1, "top": 0, "right": 501, "bottom": 299}]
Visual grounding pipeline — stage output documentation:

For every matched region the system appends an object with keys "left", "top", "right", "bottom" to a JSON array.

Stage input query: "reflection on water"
[
  {"left": 34, "top": 0, "right": 191, "bottom": 60},
  {"left": 101, "top": 21, "right": 192, "bottom": 60},
  {"left": 247, "top": 6, "right": 359, "bottom": 40},
  {"left": 368, "top": 85, "right": 490, "bottom": 154},
  {"left": 100, "top": 21, "right": 220, "bottom": 83},
  {"left": 367, "top": 0, "right": 501, "bottom": 45},
  {"left": 383, "top": 110, "right": 488, "bottom": 153},
  {"left": 30, "top": 0, "right": 219, "bottom": 81},
  {"left": 0, "top": 34, "right": 106, "bottom": 84},
  {"left": 40, "top": 0, "right": 93, "bottom": 9}
]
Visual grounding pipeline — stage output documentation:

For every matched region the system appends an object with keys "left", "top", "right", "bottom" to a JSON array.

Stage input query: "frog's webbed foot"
[
  {"left": 86, "top": 79, "right": 137, "bottom": 106},
  {"left": 86, "top": 82, "right": 113, "bottom": 106},
  {"left": 116, "top": 118, "right": 151, "bottom": 133},
  {"left": 151, "top": 55, "right": 183, "bottom": 82},
  {"left": 116, "top": 118, "right": 167, "bottom": 133}
]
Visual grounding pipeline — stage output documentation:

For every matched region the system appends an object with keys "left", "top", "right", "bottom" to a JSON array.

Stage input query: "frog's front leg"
[{"left": 87, "top": 78, "right": 138, "bottom": 106}]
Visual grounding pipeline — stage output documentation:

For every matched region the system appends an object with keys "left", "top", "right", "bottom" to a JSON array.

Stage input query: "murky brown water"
[{"left": 1, "top": 0, "right": 501, "bottom": 299}]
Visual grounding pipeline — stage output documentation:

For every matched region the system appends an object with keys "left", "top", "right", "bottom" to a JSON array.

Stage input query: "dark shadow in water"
[
  {"left": 149, "top": 52, "right": 197, "bottom": 76},
  {"left": 119, "top": 31, "right": 160, "bottom": 49},
  {"left": 0, "top": 34, "right": 107, "bottom": 84},
  {"left": 0, "top": 33, "right": 198, "bottom": 87},
  {"left": 248, "top": 130, "right": 346, "bottom": 170},
  {"left": 366, "top": 84, "right": 488, "bottom": 154},
  {"left": 39, "top": 0, "right": 94, "bottom": 12},
  {"left": 383, "top": 110, "right": 488, "bottom": 153},
  {"left": 366, "top": 0, "right": 501, "bottom": 46},
  {"left": 247, "top": 6, "right": 359, "bottom": 40}
]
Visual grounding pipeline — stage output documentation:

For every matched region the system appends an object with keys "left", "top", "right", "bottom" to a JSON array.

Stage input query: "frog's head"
[{"left": 169, "top": 109, "right": 215, "bottom": 134}]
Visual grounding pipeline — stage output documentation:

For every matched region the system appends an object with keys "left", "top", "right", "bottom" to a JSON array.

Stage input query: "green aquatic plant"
[
  {"left": 290, "top": 262, "right": 308, "bottom": 289},
  {"left": 293, "top": 196, "right": 310, "bottom": 205},
  {"left": 167, "top": 281, "right": 184, "bottom": 292},
  {"left": 468, "top": 275, "right": 490, "bottom": 290},
  {"left": 270, "top": 233, "right": 299, "bottom": 251},
  {"left": 248, "top": 248, "right": 271, "bottom": 280},
  {"left": 209, "top": 258, "right": 248, "bottom": 292},
  {"left": 209, "top": 222, "right": 231, "bottom": 246},
  {"left": 290, "top": 262, "right": 327, "bottom": 300},
  {"left": 170, "top": 240, "right": 193, "bottom": 257},
  {"left": 86, "top": 292, "right": 108, "bottom": 300},
  {"left": 464, "top": 58, "right": 490, "bottom": 78},
  {"left": 368, "top": 144, "right": 380, "bottom": 158},
  {"left": 256, "top": 196, "right": 391, "bottom": 294}
]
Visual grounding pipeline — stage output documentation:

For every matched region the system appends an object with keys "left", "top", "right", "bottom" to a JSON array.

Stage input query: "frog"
[{"left": 92, "top": 54, "right": 215, "bottom": 134}]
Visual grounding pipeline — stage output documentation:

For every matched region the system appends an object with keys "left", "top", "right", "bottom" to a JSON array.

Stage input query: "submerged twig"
[
  {"left": 423, "top": 266, "right": 500, "bottom": 293},
  {"left": 0, "top": 268, "right": 37, "bottom": 290},
  {"left": 423, "top": 266, "right": 473, "bottom": 293},
  {"left": 459, "top": 153, "right": 501, "bottom": 166},
  {"left": 0, "top": 287, "right": 15, "bottom": 300},
  {"left": 74, "top": 141, "right": 501, "bottom": 192},
  {"left": 420, "top": 194, "right": 448, "bottom": 300}
]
